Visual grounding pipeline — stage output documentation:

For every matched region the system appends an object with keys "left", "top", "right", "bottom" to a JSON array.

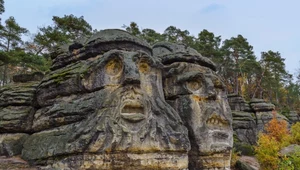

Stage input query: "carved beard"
[{"left": 67, "top": 85, "right": 190, "bottom": 154}]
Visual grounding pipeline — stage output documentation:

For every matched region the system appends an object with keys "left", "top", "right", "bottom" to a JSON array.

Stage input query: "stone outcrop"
[
  {"left": 153, "top": 42, "right": 233, "bottom": 170},
  {"left": 228, "top": 94, "right": 257, "bottom": 146},
  {"left": 0, "top": 75, "right": 40, "bottom": 158},
  {"left": 228, "top": 94, "right": 292, "bottom": 148},
  {"left": 0, "top": 30, "right": 234, "bottom": 170},
  {"left": 286, "top": 111, "right": 300, "bottom": 124},
  {"left": 12, "top": 72, "right": 44, "bottom": 83},
  {"left": 228, "top": 94, "right": 252, "bottom": 112},
  {"left": 250, "top": 98, "right": 289, "bottom": 132},
  {"left": 279, "top": 144, "right": 300, "bottom": 157}
]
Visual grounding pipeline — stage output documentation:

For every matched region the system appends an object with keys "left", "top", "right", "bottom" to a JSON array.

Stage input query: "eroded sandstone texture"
[
  {"left": 228, "top": 94, "right": 292, "bottom": 149},
  {"left": 153, "top": 42, "right": 233, "bottom": 170},
  {"left": 0, "top": 29, "right": 234, "bottom": 170}
]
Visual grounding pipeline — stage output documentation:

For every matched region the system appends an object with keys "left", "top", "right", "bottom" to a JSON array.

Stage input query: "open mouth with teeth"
[
  {"left": 120, "top": 101, "right": 145, "bottom": 122},
  {"left": 206, "top": 114, "right": 229, "bottom": 126}
]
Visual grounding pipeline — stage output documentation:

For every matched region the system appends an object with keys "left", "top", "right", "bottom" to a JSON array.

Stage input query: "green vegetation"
[
  {"left": 0, "top": 0, "right": 93, "bottom": 85},
  {"left": 255, "top": 116, "right": 300, "bottom": 170}
]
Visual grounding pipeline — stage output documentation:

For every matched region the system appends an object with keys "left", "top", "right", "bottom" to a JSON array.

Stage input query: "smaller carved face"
[
  {"left": 164, "top": 62, "right": 233, "bottom": 158},
  {"left": 82, "top": 50, "right": 164, "bottom": 131}
]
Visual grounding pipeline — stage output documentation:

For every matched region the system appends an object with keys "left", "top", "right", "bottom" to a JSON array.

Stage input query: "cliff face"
[{"left": 0, "top": 29, "right": 233, "bottom": 170}]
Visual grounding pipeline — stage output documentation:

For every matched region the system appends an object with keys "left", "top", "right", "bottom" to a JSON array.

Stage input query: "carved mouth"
[
  {"left": 120, "top": 101, "right": 145, "bottom": 122},
  {"left": 206, "top": 114, "right": 229, "bottom": 127}
]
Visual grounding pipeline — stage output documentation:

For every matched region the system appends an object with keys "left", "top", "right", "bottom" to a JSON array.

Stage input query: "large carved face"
[
  {"left": 22, "top": 30, "right": 190, "bottom": 169},
  {"left": 81, "top": 50, "right": 165, "bottom": 132},
  {"left": 153, "top": 43, "right": 233, "bottom": 169}
]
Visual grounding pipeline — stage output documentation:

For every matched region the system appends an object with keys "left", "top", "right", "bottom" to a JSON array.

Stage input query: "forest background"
[{"left": 0, "top": 0, "right": 299, "bottom": 114}]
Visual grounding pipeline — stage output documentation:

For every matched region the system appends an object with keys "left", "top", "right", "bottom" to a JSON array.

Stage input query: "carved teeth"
[
  {"left": 121, "top": 100, "right": 145, "bottom": 122},
  {"left": 206, "top": 115, "right": 228, "bottom": 126}
]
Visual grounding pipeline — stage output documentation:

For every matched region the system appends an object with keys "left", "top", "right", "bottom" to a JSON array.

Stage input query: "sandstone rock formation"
[
  {"left": 0, "top": 30, "right": 235, "bottom": 170},
  {"left": 0, "top": 72, "right": 43, "bottom": 157},
  {"left": 228, "top": 94, "right": 292, "bottom": 148},
  {"left": 228, "top": 94, "right": 257, "bottom": 146},
  {"left": 0, "top": 73, "right": 42, "bottom": 168},
  {"left": 153, "top": 42, "right": 233, "bottom": 170},
  {"left": 286, "top": 111, "right": 300, "bottom": 124}
]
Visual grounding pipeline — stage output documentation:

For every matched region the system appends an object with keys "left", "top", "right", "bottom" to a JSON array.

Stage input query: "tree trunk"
[
  {"left": 3, "top": 64, "right": 7, "bottom": 85},
  {"left": 235, "top": 72, "right": 239, "bottom": 94}
]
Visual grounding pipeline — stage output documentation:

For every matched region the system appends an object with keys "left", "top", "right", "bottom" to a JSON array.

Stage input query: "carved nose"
[
  {"left": 122, "top": 64, "right": 141, "bottom": 85},
  {"left": 207, "top": 85, "right": 217, "bottom": 100}
]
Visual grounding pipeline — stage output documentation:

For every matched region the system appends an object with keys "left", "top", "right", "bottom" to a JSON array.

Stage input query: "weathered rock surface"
[
  {"left": 235, "top": 156, "right": 259, "bottom": 170},
  {"left": 0, "top": 156, "right": 35, "bottom": 170},
  {"left": 0, "top": 73, "right": 41, "bottom": 170},
  {"left": 0, "top": 82, "right": 38, "bottom": 134},
  {"left": 279, "top": 144, "right": 300, "bottom": 157},
  {"left": 0, "top": 133, "right": 29, "bottom": 156},
  {"left": 251, "top": 98, "right": 289, "bottom": 132},
  {"left": 228, "top": 94, "right": 291, "bottom": 147},
  {"left": 286, "top": 111, "right": 300, "bottom": 124},
  {"left": 228, "top": 94, "right": 252, "bottom": 112},
  {"left": 232, "top": 111, "right": 257, "bottom": 145},
  {"left": 250, "top": 98, "right": 275, "bottom": 112},
  {"left": 12, "top": 72, "right": 44, "bottom": 83}
]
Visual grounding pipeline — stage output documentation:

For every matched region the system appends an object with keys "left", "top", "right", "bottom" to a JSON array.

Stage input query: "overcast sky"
[{"left": 3, "top": 0, "right": 300, "bottom": 78}]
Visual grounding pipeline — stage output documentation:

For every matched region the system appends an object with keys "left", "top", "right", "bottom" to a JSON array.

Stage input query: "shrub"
[
  {"left": 255, "top": 112, "right": 291, "bottom": 169},
  {"left": 291, "top": 122, "right": 300, "bottom": 144},
  {"left": 234, "top": 143, "right": 255, "bottom": 156},
  {"left": 279, "top": 156, "right": 294, "bottom": 170},
  {"left": 289, "top": 147, "right": 300, "bottom": 169},
  {"left": 264, "top": 116, "right": 291, "bottom": 147},
  {"left": 256, "top": 134, "right": 280, "bottom": 170},
  {"left": 279, "top": 147, "right": 300, "bottom": 170}
]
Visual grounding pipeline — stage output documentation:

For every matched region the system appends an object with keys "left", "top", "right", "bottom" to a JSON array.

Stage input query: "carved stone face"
[
  {"left": 81, "top": 50, "right": 165, "bottom": 132},
  {"left": 153, "top": 43, "right": 233, "bottom": 169},
  {"left": 22, "top": 30, "right": 190, "bottom": 169}
]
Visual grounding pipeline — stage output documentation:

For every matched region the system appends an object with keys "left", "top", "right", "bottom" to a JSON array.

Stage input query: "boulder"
[
  {"left": 279, "top": 144, "right": 300, "bottom": 157},
  {"left": 12, "top": 72, "right": 44, "bottom": 83}
]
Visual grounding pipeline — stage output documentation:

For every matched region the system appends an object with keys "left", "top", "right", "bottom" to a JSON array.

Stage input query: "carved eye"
[
  {"left": 138, "top": 60, "right": 150, "bottom": 74},
  {"left": 186, "top": 80, "right": 202, "bottom": 92},
  {"left": 105, "top": 58, "right": 123, "bottom": 76}
]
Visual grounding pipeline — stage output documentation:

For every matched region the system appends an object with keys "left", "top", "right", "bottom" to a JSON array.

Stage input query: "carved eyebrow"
[
  {"left": 132, "top": 51, "right": 164, "bottom": 69},
  {"left": 132, "top": 51, "right": 151, "bottom": 61},
  {"left": 176, "top": 71, "right": 204, "bottom": 84},
  {"left": 100, "top": 50, "right": 123, "bottom": 63},
  {"left": 211, "top": 74, "right": 226, "bottom": 89}
]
